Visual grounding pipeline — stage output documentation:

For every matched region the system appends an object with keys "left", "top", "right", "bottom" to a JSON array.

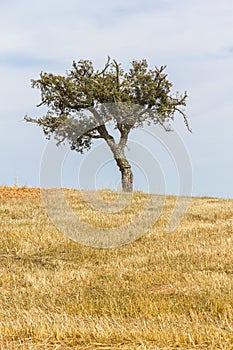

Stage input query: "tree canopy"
[{"left": 25, "top": 57, "right": 190, "bottom": 191}]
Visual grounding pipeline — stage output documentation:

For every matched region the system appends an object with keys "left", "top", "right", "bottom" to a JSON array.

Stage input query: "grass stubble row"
[{"left": 0, "top": 186, "right": 233, "bottom": 349}]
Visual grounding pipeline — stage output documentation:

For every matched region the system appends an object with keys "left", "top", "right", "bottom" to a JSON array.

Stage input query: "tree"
[{"left": 25, "top": 57, "right": 190, "bottom": 192}]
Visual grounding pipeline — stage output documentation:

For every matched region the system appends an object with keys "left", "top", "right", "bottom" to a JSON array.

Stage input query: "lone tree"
[{"left": 25, "top": 57, "right": 190, "bottom": 192}]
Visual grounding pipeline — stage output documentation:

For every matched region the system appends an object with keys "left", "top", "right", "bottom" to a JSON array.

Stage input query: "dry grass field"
[{"left": 0, "top": 186, "right": 233, "bottom": 349}]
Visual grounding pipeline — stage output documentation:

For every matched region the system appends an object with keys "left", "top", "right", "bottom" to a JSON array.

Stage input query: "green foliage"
[{"left": 25, "top": 57, "right": 190, "bottom": 154}]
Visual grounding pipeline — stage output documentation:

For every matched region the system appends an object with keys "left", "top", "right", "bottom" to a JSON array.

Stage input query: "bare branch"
[
  {"left": 56, "top": 136, "right": 66, "bottom": 146},
  {"left": 117, "top": 122, "right": 123, "bottom": 133},
  {"left": 96, "top": 56, "right": 111, "bottom": 77},
  {"left": 36, "top": 99, "right": 48, "bottom": 107},
  {"left": 87, "top": 106, "right": 116, "bottom": 148},
  {"left": 24, "top": 116, "right": 38, "bottom": 123},
  {"left": 175, "top": 107, "right": 192, "bottom": 133},
  {"left": 113, "top": 59, "right": 120, "bottom": 93}
]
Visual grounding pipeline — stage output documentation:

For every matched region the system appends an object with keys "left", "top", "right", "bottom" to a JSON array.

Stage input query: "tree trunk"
[
  {"left": 121, "top": 165, "right": 133, "bottom": 192},
  {"left": 105, "top": 129, "right": 133, "bottom": 192},
  {"left": 114, "top": 151, "right": 133, "bottom": 192}
]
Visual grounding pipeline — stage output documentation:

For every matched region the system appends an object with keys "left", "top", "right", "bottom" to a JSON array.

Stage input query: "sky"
[{"left": 0, "top": 0, "right": 233, "bottom": 198}]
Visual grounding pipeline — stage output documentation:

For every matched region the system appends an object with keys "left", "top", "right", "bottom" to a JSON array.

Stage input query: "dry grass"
[{"left": 0, "top": 186, "right": 233, "bottom": 349}]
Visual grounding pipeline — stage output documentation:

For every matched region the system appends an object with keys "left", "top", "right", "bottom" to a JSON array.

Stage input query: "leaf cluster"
[{"left": 25, "top": 58, "right": 190, "bottom": 153}]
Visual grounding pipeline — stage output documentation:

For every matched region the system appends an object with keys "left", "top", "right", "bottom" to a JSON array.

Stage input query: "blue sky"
[{"left": 0, "top": 0, "right": 233, "bottom": 198}]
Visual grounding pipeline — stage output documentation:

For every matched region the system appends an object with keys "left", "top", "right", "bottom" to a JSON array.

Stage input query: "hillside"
[{"left": 0, "top": 186, "right": 233, "bottom": 349}]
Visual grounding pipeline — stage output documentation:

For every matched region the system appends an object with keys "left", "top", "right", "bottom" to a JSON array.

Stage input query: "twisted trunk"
[
  {"left": 100, "top": 121, "right": 133, "bottom": 192},
  {"left": 114, "top": 149, "right": 133, "bottom": 192},
  {"left": 121, "top": 164, "right": 133, "bottom": 192}
]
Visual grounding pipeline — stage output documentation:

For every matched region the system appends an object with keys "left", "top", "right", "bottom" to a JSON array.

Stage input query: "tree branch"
[
  {"left": 87, "top": 106, "right": 116, "bottom": 149},
  {"left": 118, "top": 125, "right": 132, "bottom": 150},
  {"left": 24, "top": 116, "right": 38, "bottom": 123},
  {"left": 36, "top": 99, "right": 48, "bottom": 107},
  {"left": 96, "top": 56, "right": 111, "bottom": 77},
  {"left": 86, "top": 133, "right": 104, "bottom": 139},
  {"left": 175, "top": 107, "right": 192, "bottom": 132},
  {"left": 113, "top": 59, "right": 120, "bottom": 92}
]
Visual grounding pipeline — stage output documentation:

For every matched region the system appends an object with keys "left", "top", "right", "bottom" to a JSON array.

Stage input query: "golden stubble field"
[{"left": 0, "top": 186, "right": 233, "bottom": 350}]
